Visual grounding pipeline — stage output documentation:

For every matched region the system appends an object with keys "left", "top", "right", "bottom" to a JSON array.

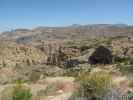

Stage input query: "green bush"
[
  {"left": 0, "top": 82, "right": 32, "bottom": 100},
  {"left": 76, "top": 71, "right": 113, "bottom": 99},
  {"left": 115, "top": 57, "right": 133, "bottom": 65},
  {"left": 12, "top": 83, "right": 32, "bottom": 100}
]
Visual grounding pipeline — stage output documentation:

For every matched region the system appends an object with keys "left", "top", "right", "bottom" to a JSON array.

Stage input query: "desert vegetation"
[{"left": 0, "top": 25, "right": 133, "bottom": 100}]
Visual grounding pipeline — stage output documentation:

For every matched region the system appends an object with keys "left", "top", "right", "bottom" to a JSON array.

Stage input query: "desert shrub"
[
  {"left": 29, "top": 71, "right": 41, "bottom": 82},
  {"left": 64, "top": 59, "right": 80, "bottom": 68},
  {"left": 114, "top": 57, "right": 133, "bottom": 65},
  {"left": 62, "top": 65, "right": 91, "bottom": 77},
  {"left": 12, "top": 85, "right": 32, "bottom": 100},
  {"left": 116, "top": 58, "right": 133, "bottom": 76},
  {"left": 80, "top": 45, "right": 91, "bottom": 52},
  {"left": 76, "top": 71, "right": 113, "bottom": 99},
  {"left": 122, "top": 91, "right": 133, "bottom": 100},
  {"left": 63, "top": 68, "right": 83, "bottom": 77},
  {"left": 0, "top": 86, "right": 14, "bottom": 100},
  {"left": 63, "top": 70, "right": 79, "bottom": 77},
  {"left": 0, "top": 82, "right": 32, "bottom": 100},
  {"left": 105, "top": 39, "right": 112, "bottom": 45}
]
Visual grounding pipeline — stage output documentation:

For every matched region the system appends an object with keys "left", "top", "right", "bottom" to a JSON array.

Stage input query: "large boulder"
[{"left": 89, "top": 46, "right": 113, "bottom": 64}]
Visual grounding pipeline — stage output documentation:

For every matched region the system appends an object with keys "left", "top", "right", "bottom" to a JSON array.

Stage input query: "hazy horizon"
[
  {"left": 0, "top": 0, "right": 133, "bottom": 32},
  {"left": 0, "top": 23, "right": 133, "bottom": 33}
]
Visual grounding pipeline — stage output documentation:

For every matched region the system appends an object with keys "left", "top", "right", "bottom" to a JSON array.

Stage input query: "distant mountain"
[
  {"left": 0, "top": 24, "right": 133, "bottom": 43},
  {"left": 113, "top": 24, "right": 128, "bottom": 27}
]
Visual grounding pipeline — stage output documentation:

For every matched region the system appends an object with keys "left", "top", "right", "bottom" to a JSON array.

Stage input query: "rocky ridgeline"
[{"left": 1, "top": 24, "right": 133, "bottom": 43}]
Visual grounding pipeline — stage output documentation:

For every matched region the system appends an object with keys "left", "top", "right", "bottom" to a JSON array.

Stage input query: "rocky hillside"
[
  {"left": 1, "top": 24, "right": 133, "bottom": 43},
  {"left": 0, "top": 25, "right": 133, "bottom": 100},
  {"left": 0, "top": 41, "right": 46, "bottom": 68}
]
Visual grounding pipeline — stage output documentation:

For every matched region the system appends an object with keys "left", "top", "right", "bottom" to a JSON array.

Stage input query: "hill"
[{"left": 0, "top": 24, "right": 133, "bottom": 44}]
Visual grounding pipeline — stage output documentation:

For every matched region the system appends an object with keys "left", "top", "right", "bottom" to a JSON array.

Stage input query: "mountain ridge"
[{"left": 0, "top": 24, "right": 133, "bottom": 43}]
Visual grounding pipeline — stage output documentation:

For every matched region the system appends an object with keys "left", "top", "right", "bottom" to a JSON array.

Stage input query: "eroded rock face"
[
  {"left": 41, "top": 42, "right": 69, "bottom": 67},
  {"left": 0, "top": 41, "right": 46, "bottom": 68},
  {"left": 89, "top": 46, "right": 113, "bottom": 64}
]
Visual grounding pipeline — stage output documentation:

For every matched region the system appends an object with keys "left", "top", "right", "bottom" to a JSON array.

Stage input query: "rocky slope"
[
  {"left": 0, "top": 24, "right": 133, "bottom": 43},
  {"left": 0, "top": 41, "right": 46, "bottom": 68},
  {"left": 0, "top": 24, "right": 133, "bottom": 100}
]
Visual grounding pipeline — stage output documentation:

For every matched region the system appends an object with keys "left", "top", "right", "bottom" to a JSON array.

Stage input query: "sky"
[{"left": 0, "top": 0, "right": 133, "bottom": 31}]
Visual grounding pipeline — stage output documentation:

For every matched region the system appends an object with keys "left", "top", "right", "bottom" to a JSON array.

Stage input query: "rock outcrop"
[
  {"left": 89, "top": 46, "right": 113, "bottom": 64},
  {"left": 0, "top": 41, "right": 46, "bottom": 68}
]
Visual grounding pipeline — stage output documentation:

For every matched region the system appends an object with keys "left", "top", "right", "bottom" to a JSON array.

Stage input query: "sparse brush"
[
  {"left": 76, "top": 71, "right": 113, "bottom": 99},
  {"left": 12, "top": 84, "right": 32, "bottom": 100},
  {"left": 0, "top": 82, "right": 32, "bottom": 100}
]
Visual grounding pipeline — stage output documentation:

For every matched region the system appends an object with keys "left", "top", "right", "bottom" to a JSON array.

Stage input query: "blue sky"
[{"left": 0, "top": 0, "right": 133, "bottom": 31}]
